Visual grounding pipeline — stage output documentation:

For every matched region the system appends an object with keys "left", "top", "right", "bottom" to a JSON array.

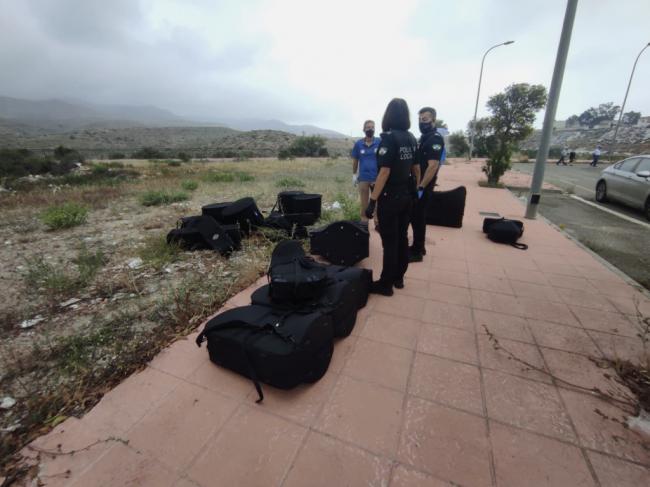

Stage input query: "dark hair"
[
  {"left": 381, "top": 98, "right": 410, "bottom": 132},
  {"left": 418, "top": 106, "right": 437, "bottom": 120},
  {"left": 363, "top": 120, "right": 375, "bottom": 129}
]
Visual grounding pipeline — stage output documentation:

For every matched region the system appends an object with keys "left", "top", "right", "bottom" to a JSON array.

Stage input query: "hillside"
[
  {"left": 520, "top": 124, "right": 650, "bottom": 155},
  {"left": 0, "top": 124, "right": 353, "bottom": 158}
]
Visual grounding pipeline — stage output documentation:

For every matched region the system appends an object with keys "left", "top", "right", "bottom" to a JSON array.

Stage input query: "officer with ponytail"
[{"left": 365, "top": 98, "right": 420, "bottom": 296}]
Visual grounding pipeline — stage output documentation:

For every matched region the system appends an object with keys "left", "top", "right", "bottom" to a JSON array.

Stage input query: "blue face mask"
[{"left": 419, "top": 122, "right": 433, "bottom": 134}]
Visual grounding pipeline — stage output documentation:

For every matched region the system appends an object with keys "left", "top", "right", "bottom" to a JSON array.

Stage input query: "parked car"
[{"left": 595, "top": 155, "right": 650, "bottom": 220}]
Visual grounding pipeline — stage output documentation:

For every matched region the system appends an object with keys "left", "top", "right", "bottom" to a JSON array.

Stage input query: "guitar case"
[
  {"left": 426, "top": 186, "right": 466, "bottom": 228},
  {"left": 201, "top": 202, "right": 233, "bottom": 223},
  {"left": 309, "top": 220, "right": 369, "bottom": 266},
  {"left": 221, "top": 197, "right": 264, "bottom": 235}
]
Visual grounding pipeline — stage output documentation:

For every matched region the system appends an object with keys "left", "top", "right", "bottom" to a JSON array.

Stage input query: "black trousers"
[
  {"left": 377, "top": 192, "right": 412, "bottom": 284},
  {"left": 410, "top": 189, "right": 431, "bottom": 254}
]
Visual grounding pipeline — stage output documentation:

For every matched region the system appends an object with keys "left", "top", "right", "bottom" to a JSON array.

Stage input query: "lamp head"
[{"left": 504, "top": 40, "right": 515, "bottom": 45}]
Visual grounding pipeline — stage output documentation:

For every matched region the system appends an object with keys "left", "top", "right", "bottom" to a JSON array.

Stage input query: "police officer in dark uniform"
[
  {"left": 409, "top": 106, "right": 444, "bottom": 263},
  {"left": 365, "top": 98, "right": 421, "bottom": 296}
]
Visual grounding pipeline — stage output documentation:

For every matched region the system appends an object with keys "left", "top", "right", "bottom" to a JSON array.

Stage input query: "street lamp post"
[
  {"left": 608, "top": 41, "right": 650, "bottom": 161},
  {"left": 467, "top": 40, "right": 514, "bottom": 160}
]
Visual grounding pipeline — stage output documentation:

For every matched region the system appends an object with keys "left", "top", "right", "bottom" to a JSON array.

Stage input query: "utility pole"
[
  {"left": 608, "top": 42, "right": 650, "bottom": 161},
  {"left": 468, "top": 40, "right": 514, "bottom": 160},
  {"left": 525, "top": 0, "right": 578, "bottom": 219}
]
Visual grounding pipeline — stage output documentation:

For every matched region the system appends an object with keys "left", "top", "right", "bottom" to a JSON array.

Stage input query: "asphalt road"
[
  {"left": 512, "top": 162, "right": 648, "bottom": 223},
  {"left": 508, "top": 163, "right": 650, "bottom": 290}
]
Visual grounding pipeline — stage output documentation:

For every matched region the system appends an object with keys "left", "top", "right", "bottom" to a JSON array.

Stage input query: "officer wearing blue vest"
[
  {"left": 409, "top": 107, "right": 444, "bottom": 263},
  {"left": 351, "top": 120, "right": 380, "bottom": 228}
]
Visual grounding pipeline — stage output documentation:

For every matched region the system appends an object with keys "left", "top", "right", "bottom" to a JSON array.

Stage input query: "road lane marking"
[{"left": 569, "top": 195, "right": 650, "bottom": 229}]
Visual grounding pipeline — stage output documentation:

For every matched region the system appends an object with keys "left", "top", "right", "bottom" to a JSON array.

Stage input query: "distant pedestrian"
[
  {"left": 590, "top": 145, "right": 602, "bottom": 167},
  {"left": 556, "top": 147, "right": 568, "bottom": 166},
  {"left": 569, "top": 150, "right": 576, "bottom": 164}
]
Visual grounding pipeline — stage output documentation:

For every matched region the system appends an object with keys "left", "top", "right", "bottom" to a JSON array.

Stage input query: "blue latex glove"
[{"left": 417, "top": 188, "right": 424, "bottom": 199}]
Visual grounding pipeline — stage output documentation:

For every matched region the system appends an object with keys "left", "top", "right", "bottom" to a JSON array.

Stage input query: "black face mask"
[
  {"left": 419, "top": 122, "right": 433, "bottom": 134},
  {"left": 365, "top": 129, "right": 374, "bottom": 138}
]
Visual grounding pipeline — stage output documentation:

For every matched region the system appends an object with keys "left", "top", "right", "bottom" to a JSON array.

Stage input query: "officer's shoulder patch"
[
  {"left": 432, "top": 144, "right": 442, "bottom": 151},
  {"left": 378, "top": 147, "right": 388, "bottom": 156}
]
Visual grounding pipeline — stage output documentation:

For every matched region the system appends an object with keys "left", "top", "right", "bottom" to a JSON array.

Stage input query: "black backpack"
[
  {"left": 201, "top": 202, "right": 234, "bottom": 223},
  {"left": 251, "top": 279, "right": 358, "bottom": 338},
  {"left": 482, "top": 217, "right": 528, "bottom": 250},
  {"left": 268, "top": 240, "right": 329, "bottom": 301},
  {"left": 167, "top": 215, "right": 235, "bottom": 255},
  {"left": 310, "top": 220, "right": 370, "bottom": 266},
  {"left": 196, "top": 305, "right": 334, "bottom": 402},
  {"left": 221, "top": 197, "right": 264, "bottom": 236}
]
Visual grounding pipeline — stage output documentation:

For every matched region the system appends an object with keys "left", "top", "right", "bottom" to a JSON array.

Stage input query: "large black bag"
[
  {"left": 276, "top": 191, "right": 321, "bottom": 226},
  {"left": 221, "top": 197, "right": 264, "bottom": 236},
  {"left": 196, "top": 305, "right": 334, "bottom": 402},
  {"left": 222, "top": 223, "right": 242, "bottom": 251},
  {"left": 251, "top": 279, "right": 358, "bottom": 338},
  {"left": 310, "top": 221, "right": 369, "bottom": 266},
  {"left": 426, "top": 186, "right": 466, "bottom": 228},
  {"left": 482, "top": 217, "right": 528, "bottom": 250},
  {"left": 201, "top": 202, "right": 233, "bottom": 223},
  {"left": 262, "top": 211, "right": 309, "bottom": 239},
  {"left": 268, "top": 240, "right": 329, "bottom": 301},
  {"left": 167, "top": 215, "right": 235, "bottom": 255},
  {"left": 324, "top": 265, "right": 372, "bottom": 310}
]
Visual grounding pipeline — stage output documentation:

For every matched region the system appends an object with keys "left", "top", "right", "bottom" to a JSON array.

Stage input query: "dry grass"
[{"left": 1, "top": 156, "right": 360, "bottom": 480}]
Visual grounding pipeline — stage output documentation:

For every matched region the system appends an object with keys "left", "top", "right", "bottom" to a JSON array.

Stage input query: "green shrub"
[
  {"left": 286, "top": 135, "right": 327, "bottom": 157},
  {"left": 167, "top": 160, "right": 181, "bottom": 167},
  {"left": 337, "top": 192, "right": 360, "bottom": 221},
  {"left": 109, "top": 152, "right": 126, "bottom": 160},
  {"left": 278, "top": 149, "right": 293, "bottom": 160},
  {"left": 90, "top": 164, "right": 110, "bottom": 176},
  {"left": 177, "top": 152, "right": 191, "bottom": 162},
  {"left": 40, "top": 203, "right": 89, "bottom": 230},
  {"left": 139, "top": 190, "right": 189, "bottom": 206},
  {"left": 236, "top": 171, "right": 255, "bottom": 182},
  {"left": 181, "top": 180, "right": 198, "bottom": 191},
  {"left": 0, "top": 148, "right": 79, "bottom": 178},
  {"left": 276, "top": 177, "right": 305, "bottom": 188}
]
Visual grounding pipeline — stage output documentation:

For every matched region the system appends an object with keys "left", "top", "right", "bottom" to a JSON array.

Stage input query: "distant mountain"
[
  {"left": 0, "top": 96, "right": 347, "bottom": 138},
  {"left": 206, "top": 117, "right": 347, "bottom": 138}
]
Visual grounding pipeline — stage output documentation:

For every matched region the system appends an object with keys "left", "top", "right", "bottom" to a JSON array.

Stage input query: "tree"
[
  {"left": 466, "top": 117, "right": 492, "bottom": 158},
  {"left": 578, "top": 102, "right": 620, "bottom": 128},
  {"left": 622, "top": 110, "right": 641, "bottom": 126},
  {"left": 482, "top": 83, "right": 547, "bottom": 185},
  {"left": 565, "top": 115, "right": 580, "bottom": 127},
  {"left": 448, "top": 131, "right": 469, "bottom": 157},
  {"left": 287, "top": 135, "right": 327, "bottom": 157},
  {"left": 435, "top": 119, "right": 448, "bottom": 129}
]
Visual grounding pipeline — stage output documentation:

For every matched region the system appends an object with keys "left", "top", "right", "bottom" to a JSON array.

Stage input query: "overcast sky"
[{"left": 2, "top": 0, "right": 650, "bottom": 135}]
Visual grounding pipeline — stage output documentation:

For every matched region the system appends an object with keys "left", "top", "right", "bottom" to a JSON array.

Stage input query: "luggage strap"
[
  {"left": 511, "top": 242, "right": 528, "bottom": 250},
  {"left": 196, "top": 314, "right": 297, "bottom": 403}
]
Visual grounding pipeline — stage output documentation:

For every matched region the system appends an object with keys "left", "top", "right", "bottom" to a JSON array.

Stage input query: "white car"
[{"left": 595, "top": 155, "right": 650, "bottom": 221}]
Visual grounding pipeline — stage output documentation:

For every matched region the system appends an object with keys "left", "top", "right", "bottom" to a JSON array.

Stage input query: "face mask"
[
  {"left": 365, "top": 129, "right": 374, "bottom": 138},
  {"left": 419, "top": 122, "right": 433, "bottom": 134}
]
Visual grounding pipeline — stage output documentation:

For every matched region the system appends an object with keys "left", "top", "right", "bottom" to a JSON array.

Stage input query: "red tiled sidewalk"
[{"left": 22, "top": 161, "right": 650, "bottom": 486}]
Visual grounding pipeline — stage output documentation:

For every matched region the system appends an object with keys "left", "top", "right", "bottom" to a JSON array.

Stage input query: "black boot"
[
  {"left": 370, "top": 280, "right": 393, "bottom": 296},
  {"left": 394, "top": 278, "right": 404, "bottom": 289},
  {"left": 408, "top": 252, "right": 423, "bottom": 263}
]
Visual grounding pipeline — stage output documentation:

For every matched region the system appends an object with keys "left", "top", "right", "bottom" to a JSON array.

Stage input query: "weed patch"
[
  {"left": 181, "top": 180, "right": 199, "bottom": 191},
  {"left": 40, "top": 202, "right": 88, "bottom": 230},
  {"left": 203, "top": 171, "right": 255, "bottom": 183},
  {"left": 24, "top": 247, "right": 105, "bottom": 296},
  {"left": 276, "top": 177, "right": 305, "bottom": 188},
  {"left": 139, "top": 190, "right": 189, "bottom": 206},
  {"left": 138, "top": 234, "right": 180, "bottom": 270}
]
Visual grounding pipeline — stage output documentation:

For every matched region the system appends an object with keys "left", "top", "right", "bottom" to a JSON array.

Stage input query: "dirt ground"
[{"left": 0, "top": 155, "right": 361, "bottom": 475}]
